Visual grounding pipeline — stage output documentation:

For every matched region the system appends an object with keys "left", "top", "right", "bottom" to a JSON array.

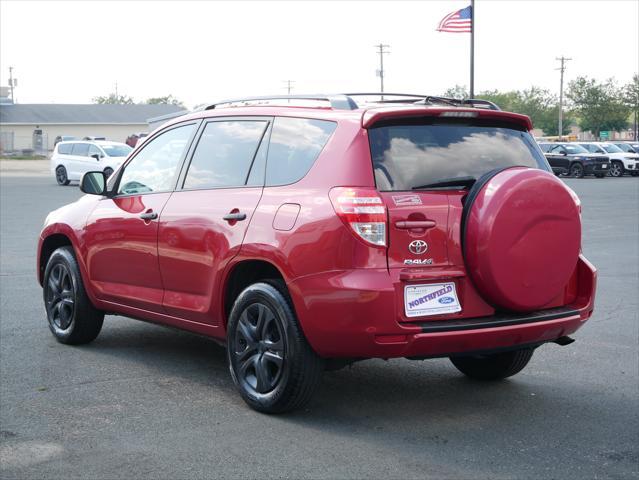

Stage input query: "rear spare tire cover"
[{"left": 463, "top": 167, "right": 581, "bottom": 312}]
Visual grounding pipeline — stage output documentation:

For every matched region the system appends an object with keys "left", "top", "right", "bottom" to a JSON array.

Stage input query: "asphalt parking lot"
[{"left": 1, "top": 164, "right": 637, "bottom": 479}]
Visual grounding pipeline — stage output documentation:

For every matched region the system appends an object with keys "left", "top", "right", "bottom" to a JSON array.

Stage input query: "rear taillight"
[{"left": 329, "top": 187, "right": 387, "bottom": 247}]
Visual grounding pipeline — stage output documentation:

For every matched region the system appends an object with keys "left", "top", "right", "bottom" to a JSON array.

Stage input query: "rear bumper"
[{"left": 288, "top": 255, "right": 596, "bottom": 359}]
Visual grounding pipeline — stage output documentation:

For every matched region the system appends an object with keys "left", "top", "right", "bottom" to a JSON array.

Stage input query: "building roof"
[{"left": 0, "top": 103, "right": 185, "bottom": 124}]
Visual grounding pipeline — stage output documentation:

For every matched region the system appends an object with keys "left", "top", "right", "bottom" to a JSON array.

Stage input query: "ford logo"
[
  {"left": 438, "top": 297, "right": 454, "bottom": 304},
  {"left": 408, "top": 240, "right": 428, "bottom": 255}
]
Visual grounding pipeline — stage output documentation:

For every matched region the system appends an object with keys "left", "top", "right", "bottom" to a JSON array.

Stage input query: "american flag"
[{"left": 437, "top": 5, "right": 473, "bottom": 33}]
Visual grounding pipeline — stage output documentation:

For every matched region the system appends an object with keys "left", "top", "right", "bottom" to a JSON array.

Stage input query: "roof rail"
[
  {"left": 204, "top": 94, "right": 359, "bottom": 111},
  {"left": 201, "top": 93, "right": 501, "bottom": 112}
]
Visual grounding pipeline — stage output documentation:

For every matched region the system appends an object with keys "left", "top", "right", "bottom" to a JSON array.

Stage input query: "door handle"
[
  {"left": 395, "top": 220, "right": 436, "bottom": 229},
  {"left": 223, "top": 212, "right": 247, "bottom": 222},
  {"left": 139, "top": 211, "right": 158, "bottom": 221}
]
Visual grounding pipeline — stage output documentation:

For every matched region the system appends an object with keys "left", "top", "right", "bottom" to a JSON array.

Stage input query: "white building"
[{"left": 0, "top": 103, "right": 184, "bottom": 153}]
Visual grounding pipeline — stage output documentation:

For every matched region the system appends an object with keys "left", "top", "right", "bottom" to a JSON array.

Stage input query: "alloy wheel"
[
  {"left": 610, "top": 162, "right": 623, "bottom": 177},
  {"left": 45, "top": 263, "right": 75, "bottom": 330},
  {"left": 232, "top": 303, "right": 285, "bottom": 395},
  {"left": 55, "top": 166, "right": 67, "bottom": 185}
]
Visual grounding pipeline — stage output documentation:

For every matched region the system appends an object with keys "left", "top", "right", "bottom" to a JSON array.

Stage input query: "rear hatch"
[{"left": 367, "top": 113, "right": 551, "bottom": 319}]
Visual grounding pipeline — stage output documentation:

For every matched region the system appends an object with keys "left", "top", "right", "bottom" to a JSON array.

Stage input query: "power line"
[
  {"left": 374, "top": 44, "right": 390, "bottom": 99},
  {"left": 556, "top": 56, "right": 572, "bottom": 140}
]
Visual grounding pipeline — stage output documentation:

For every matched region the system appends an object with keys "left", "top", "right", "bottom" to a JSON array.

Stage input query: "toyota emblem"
[{"left": 408, "top": 240, "right": 428, "bottom": 255}]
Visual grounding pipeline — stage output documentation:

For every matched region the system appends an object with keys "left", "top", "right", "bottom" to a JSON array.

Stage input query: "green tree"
[
  {"left": 567, "top": 76, "right": 629, "bottom": 138},
  {"left": 145, "top": 95, "right": 184, "bottom": 107},
  {"left": 92, "top": 93, "right": 134, "bottom": 104},
  {"left": 624, "top": 74, "right": 639, "bottom": 139},
  {"left": 442, "top": 85, "right": 469, "bottom": 99}
]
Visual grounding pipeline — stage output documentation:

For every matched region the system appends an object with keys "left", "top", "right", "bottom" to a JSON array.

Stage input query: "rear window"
[
  {"left": 369, "top": 120, "right": 549, "bottom": 191},
  {"left": 57, "top": 143, "right": 73, "bottom": 155},
  {"left": 265, "top": 117, "right": 336, "bottom": 186}
]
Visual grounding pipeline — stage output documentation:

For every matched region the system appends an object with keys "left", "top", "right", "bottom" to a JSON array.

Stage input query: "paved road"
[{"left": 1, "top": 173, "right": 637, "bottom": 479}]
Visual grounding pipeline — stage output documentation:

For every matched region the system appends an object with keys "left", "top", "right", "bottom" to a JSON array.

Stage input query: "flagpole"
[{"left": 470, "top": 0, "right": 475, "bottom": 98}]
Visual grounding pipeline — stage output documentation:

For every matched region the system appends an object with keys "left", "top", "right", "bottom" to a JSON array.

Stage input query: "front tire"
[
  {"left": 43, "top": 247, "right": 104, "bottom": 344},
  {"left": 227, "top": 281, "right": 323, "bottom": 413},
  {"left": 55, "top": 165, "right": 70, "bottom": 185},
  {"left": 569, "top": 163, "right": 584, "bottom": 178},
  {"left": 609, "top": 161, "right": 624, "bottom": 177},
  {"left": 450, "top": 348, "right": 534, "bottom": 380}
]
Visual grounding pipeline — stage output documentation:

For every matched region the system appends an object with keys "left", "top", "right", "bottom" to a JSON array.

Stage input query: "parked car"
[
  {"left": 125, "top": 132, "right": 149, "bottom": 148},
  {"left": 38, "top": 93, "right": 596, "bottom": 413},
  {"left": 82, "top": 136, "right": 106, "bottom": 141},
  {"left": 539, "top": 142, "right": 610, "bottom": 178},
  {"left": 576, "top": 142, "right": 639, "bottom": 177},
  {"left": 53, "top": 135, "right": 77, "bottom": 146},
  {"left": 612, "top": 142, "right": 639, "bottom": 155},
  {"left": 50, "top": 140, "right": 132, "bottom": 185}
]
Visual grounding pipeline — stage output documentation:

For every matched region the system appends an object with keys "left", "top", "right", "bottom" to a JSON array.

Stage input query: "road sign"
[{"left": 600, "top": 131, "right": 610, "bottom": 139}]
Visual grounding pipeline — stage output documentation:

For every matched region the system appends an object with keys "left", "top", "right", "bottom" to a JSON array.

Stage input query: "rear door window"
[
  {"left": 368, "top": 119, "right": 549, "bottom": 191},
  {"left": 265, "top": 117, "right": 337, "bottom": 186},
  {"left": 71, "top": 143, "right": 89, "bottom": 156},
  {"left": 183, "top": 120, "right": 268, "bottom": 189}
]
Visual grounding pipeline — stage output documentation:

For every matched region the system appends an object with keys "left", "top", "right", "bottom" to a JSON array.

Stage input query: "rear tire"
[
  {"left": 43, "top": 247, "right": 104, "bottom": 344},
  {"left": 227, "top": 281, "right": 323, "bottom": 413},
  {"left": 55, "top": 165, "right": 70, "bottom": 186},
  {"left": 569, "top": 163, "right": 584, "bottom": 178},
  {"left": 450, "top": 348, "right": 534, "bottom": 380}
]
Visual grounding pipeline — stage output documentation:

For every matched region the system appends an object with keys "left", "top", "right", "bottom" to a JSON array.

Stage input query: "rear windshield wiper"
[{"left": 412, "top": 176, "right": 477, "bottom": 190}]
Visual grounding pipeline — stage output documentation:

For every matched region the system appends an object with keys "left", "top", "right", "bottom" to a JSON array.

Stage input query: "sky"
[{"left": 1, "top": 0, "right": 637, "bottom": 109}]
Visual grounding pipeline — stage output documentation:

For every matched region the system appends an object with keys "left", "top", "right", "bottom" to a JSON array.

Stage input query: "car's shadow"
[{"left": 84, "top": 317, "right": 600, "bottom": 427}]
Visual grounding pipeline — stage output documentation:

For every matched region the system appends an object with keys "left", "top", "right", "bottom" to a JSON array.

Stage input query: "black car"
[{"left": 539, "top": 143, "right": 610, "bottom": 178}]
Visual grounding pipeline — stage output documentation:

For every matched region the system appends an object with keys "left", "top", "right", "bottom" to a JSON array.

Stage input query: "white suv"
[
  {"left": 51, "top": 141, "right": 132, "bottom": 185},
  {"left": 576, "top": 142, "right": 639, "bottom": 177}
]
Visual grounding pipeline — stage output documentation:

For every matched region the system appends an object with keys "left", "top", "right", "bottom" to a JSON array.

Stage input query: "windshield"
[
  {"left": 602, "top": 144, "right": 622, "bottom": 153},
  {"left": 561, "top": 144, "right": 589, "bottom": 154},
  {"left": 101, "top": 144, "right": 133, "bottom": 157},
  {"left": 615, "top": 143, "right": 633, "bottom": 152},
  {"left": 369, "top": 120, "right": 548, "bottom": 191}
]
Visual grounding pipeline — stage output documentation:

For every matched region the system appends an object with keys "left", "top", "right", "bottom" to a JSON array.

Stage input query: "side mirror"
[
  {"left": 91, "top": 153, "right": 101, "bottom": 161},
  {"left": 80, "top": 171, "right": 106, "bottom": 195}
]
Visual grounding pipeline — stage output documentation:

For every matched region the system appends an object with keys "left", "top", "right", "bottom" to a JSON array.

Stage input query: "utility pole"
[
  {"left": 8, "top": 66, "right": 15, "bottom": 103},
  {"left": 375, "top": 44, "right": 390, "bottom": 99},
  {"left": 556, "top": 56, "right": 572, "bottom": 140},
  {"left": 115, "top": 81, "right": 118, "bottom": 98},
  {"left": 283, "top": 80, "right": 295, "bottom": 95}
]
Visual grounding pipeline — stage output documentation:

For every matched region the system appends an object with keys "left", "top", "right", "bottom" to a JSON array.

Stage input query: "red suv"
[{"left": 38, "top": 94, "right": 597, "bottom": 413}]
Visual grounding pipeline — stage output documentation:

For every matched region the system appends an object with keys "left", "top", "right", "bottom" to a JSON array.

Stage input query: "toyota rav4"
[{"left": 38, "top": 93, "right": 597, "bottom": 413}]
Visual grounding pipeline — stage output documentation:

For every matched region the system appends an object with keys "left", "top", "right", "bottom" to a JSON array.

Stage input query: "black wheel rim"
[
  {"left": 56, "top": 167, "right": 67, "bottom": 184},
  {"left": 233, "top": 303, "right": 285, "bottom": 395},
  {"left": 45, "top": 263, "right": 75, "bottom": 330},
  {"left": 571, "top": 165, "right": 583, "bottom": 177}
]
